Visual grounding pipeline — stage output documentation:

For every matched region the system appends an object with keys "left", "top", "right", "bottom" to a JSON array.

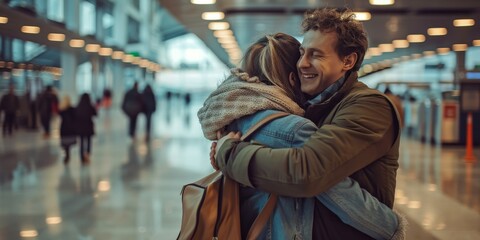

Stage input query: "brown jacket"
[{"left": 217, "top": 72, "right": 401, "bottom": 239}]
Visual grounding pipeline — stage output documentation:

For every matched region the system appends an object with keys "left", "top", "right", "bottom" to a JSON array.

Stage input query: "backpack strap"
[
  {"left": 246, "top": 194, "right": 278, "bottom": 240},
  {"left": 238, "top": 111, "right": 288, "bottom": 240}
]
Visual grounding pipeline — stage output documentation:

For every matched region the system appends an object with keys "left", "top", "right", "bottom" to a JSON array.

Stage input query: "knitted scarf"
[{"left": 197, "top": 69, "right": 304, "bottom": 140}]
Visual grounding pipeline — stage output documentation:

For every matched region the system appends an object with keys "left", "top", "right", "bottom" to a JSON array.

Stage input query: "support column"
[{"left": 60, "top": 51, "right": 79, "bottom": 102}]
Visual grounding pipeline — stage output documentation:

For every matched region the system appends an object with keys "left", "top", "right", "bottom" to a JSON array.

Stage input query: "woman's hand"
[{"left": 210, "top": 131, "right": 242, "bottom": 170}]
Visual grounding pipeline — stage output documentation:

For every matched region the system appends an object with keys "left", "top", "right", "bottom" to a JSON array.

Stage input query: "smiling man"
[{"left": 214, "top": 8, "right": 403, "bottom": 239}]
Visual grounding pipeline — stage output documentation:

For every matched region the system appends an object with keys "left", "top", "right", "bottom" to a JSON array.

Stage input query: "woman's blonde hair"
[
  {"left": 59, "top": 95, "right": 72, "bottom": 111},
  {"left": 240, "top": 33, "right": 304, "bottom": 105}
]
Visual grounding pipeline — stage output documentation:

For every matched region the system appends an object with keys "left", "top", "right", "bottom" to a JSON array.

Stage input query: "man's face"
[{"left": 297, "top": 30, "right": 347, "bottom": 97}]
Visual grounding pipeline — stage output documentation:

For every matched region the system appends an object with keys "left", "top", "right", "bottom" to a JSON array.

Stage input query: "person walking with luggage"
[
  {"left": 121, "top": 82, "right": 144, "bottom": 140},
  {"left": 141, "top": 84, "right": 156, "bottom": 141},
  {"left": 75, "top": 93, "right": 97, "bottom": 164},
  {"left": 0, "top": 84, "right": 20, "bottom": 137}
]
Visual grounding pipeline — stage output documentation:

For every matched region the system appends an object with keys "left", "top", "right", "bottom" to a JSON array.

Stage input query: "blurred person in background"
[
  {"left": 75, "top": 93, "right": 97, "bottom": 164},
  {"left": 141, "top": 84, "right": 156, "bottom": 141},
  {"left": 37, "top": 85, "right": 58, "bottom": 138},
  {"left": 121, "top": 82, "right": 144, "bottom": 140},
  {"left": 0, "top": 84, "right": 20, "bottom": 137},
  {"left": 58, "top": 95, "right": 77, "bottom": 164}
]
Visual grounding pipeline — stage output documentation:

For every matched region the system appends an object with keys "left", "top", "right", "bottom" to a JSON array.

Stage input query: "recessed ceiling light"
[
  {"left": 423, "top": 50, "right": 435, "bottom": 56},
  {"left": 191, "top": 0, "right": 215, "bottom": 4},
  {"left": 85, "top": 44, "right": 100, "bottom": 52},
  {"left": 208, "top": 22, "right": 229, "bottom": 30},
  {"left": 379, "top": 44, "right": 395, "bottom": 52},
  {"left": 411, "top": 53, "right": 422, "bottom": 59},
  {"left": 353, "top": 12, "right": 371, "bottom": 21},
  {"left": 48, "top": 33, "right": 65, "bottom": 42},
  {"left": 69, "top": 39, "right": 85, "bottom": 48},
  {"left": 453, "top": 19, "right": 475, "bottom": 27},
  {"left": 214, "top": 30, "right": 233, "bottom": 38},
  {"left": 427, "top": 28, "right": 447, "bottom": 36},
  {"left": 0, "top": 16, "right": 8, "bottom": 24},
  {"left": 407, "top": 34, "right": 425, "bottom": 43},
  {"left": 368, "top": 47, "right": 382, "bottom": 56},
  {"left": 21, "top": 25, "right": 40, "bottom": 34},
  {"left": 123, "top": 55, "right": 134, "bottom": 63},
  {"left": 392, "top": 39, "right": 409, "bottom": 48},
  {"left": 452, "top": 44, "right": 468, "bottom": 51},
  {"left": 202, "top": 12, "right": 224, "bottom": 20},
  {"left": 99, "top": 48, "right": 112, "bottom": 56},
  {"left": 437, "top": 47, "right": 450, "bottom": 54},
  {"left": 112, "top": 51, "right": 124, "bottom": 59},
  {"left": 369, "top": 0, "right": 394, "bottom": 5}
]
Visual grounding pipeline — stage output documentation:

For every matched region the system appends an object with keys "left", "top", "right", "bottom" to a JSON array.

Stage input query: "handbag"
[{"left": 177, "top": 112, "right": 289, "bottom": 240}]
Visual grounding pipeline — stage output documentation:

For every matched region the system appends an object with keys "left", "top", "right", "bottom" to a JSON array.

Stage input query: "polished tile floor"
[{"left": 0, "top": 95, "right": 479, "bottom": 240}]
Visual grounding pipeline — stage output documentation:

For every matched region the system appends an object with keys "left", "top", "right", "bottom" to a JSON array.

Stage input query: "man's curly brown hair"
[{"left": 302, "top": 8, "right": 368, "bottom": 72}]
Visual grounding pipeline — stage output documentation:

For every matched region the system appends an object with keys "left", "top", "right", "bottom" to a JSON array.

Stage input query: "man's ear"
[
  {"left": 342, "top": 53, "right": 358, "bottom": 71},
  {"left": 289, "top": 72, "right": 296, "bottom": 87}
]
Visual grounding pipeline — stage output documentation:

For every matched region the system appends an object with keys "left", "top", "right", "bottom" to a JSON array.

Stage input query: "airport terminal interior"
[{"left": 1, "top": 0, "right": 480, "bottom": 239}]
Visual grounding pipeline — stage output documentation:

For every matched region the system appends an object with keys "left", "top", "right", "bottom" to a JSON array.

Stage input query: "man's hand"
[{"left": 209, "top": 131, "right": 242, "bottom": 170}]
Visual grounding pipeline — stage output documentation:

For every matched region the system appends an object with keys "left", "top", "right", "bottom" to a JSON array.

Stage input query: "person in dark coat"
[
  {"left": 37, "top": 85, "right": 59, "bottom": 138},
  {"left": 75, "top": 93, "right": 97, "bottom": 164},
  {"left": 121, "top": 82, "right": 144, "bottom": 139},
  {"left": 141, "top": 84, "right": 156, "bottom": 141},
  {"left": 0, "top": 84, "right": 20, "bottom": 136},
  {"left": 58, "top": 95, "right": 77, "bottom": 163}
]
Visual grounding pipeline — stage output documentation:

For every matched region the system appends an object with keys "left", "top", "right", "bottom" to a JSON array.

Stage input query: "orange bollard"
[{"left": 464, "top": 112, "right": 476, "bottom": 162}]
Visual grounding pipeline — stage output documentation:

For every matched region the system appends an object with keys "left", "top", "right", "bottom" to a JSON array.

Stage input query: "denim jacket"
[{"left": 227, "top": 109, "right": 398, "bottom": 240}]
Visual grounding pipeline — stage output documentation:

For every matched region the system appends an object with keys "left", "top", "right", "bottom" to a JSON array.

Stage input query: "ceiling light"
[
  {"left": 218, "top": 37, "right": 236, "bottom": 44},
  {"left": 427, "top": 28, "right": 447, "bottom": 36},
  {"left": 221, "top": 43, "right": 238, "bottom": 49},
  {"left": 45, "top": 217, "right": 62, "bottom": 225},
  {"left": 353, "top": 12, "right": 371, "bottom": 21},
  {"left": 473, "top": 40, "right": 480, "bottom": 46},
  {"left": 123, "top": 55, "right": 134, "bottom": 63},
  {"left": 369, "top": 0, "right": 394, "bottom": 5},
  {"left": 0, "top": 16, "right": 8, "bottom": 24},
  {"left": 411, "top": 53, "right": 422, "bottom": 59},
  {"left": 368, "top": 47, "right": 382, "bottom": 56},
  {"left": 423, "top": 50, "right": 435, "bottom": 56},
  {"left": 202, "top": 12, "right": 224, "bottom": 20},
  {"left": 392, "top": 39, "right": 409, "bottom": 48},
  {"left": 379, "top": 44, "right": 394, "bottom": 52},
  {"left": 437, "top": 47, "right": 450, "bottom": 54},
  {"left": 208, "top": 22, "right": 229, "bottom": 30},
  {"left": 191, "top": 0, "right": 215, "bottom": 4},
  {"left": 69, "top": 39, "right": 85, "bottom": 48},
  {"left": 47, "top": 33, "right": 65, "bottom": 42},
  {"left": 20, "top": 230, "right": 38, "bottom": 238},
  {"left": 21, "top": 25, "right": 40, "bottom": 34},
  {"left": 85, "top": 44, "right": 100, "bottom": 52},
  {"left": 453, "top": 19, "right": 475, "bottom": 27},
  {"left": 407, "top": 34, "right": 425, "bottom": 43},
  {"left": 452, "top": 44, "right": 468, "bottom": 51},
  {"left": 214, "top": 30, "right": 233, "bottom": 38},
  {"left": 99, "top": 48, "right": 112, "bottom": 56},
  {"left": 112, "top": 51, "right": 124, "bottom": 59}
]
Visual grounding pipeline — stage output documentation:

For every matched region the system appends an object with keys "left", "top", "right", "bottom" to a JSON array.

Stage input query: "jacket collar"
[{"left": 304, "top": 71, "right": 358, "bottom": 123}]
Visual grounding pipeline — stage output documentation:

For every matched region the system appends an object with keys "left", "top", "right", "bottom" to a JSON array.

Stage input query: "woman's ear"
[
  {"left": 289, "top": 72, "right": 296, "bottom": 87},
  {"left": 342, "top": 53, "right": 358, "bottom": 71}
]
